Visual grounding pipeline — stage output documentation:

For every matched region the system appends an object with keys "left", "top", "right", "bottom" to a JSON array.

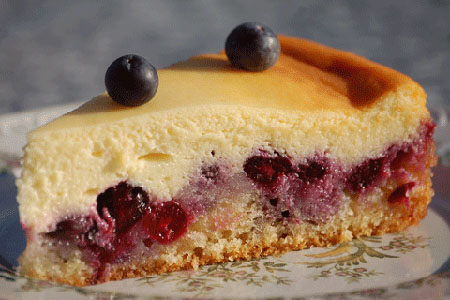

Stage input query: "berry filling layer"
[{"left": 42, "top": 122, "right": 434, "bottom": 281}]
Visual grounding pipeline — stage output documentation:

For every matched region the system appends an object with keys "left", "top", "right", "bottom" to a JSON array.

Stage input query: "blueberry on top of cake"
[{"left": 17, "top": 32, "right": 435, "bottom": 286}]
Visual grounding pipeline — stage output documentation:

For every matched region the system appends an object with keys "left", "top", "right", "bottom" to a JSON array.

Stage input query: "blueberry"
[
  {"left": 105, "top": 54, "right": 158, "bottom": 106},
  {"left": 225, "top": 22, "right": 280, "bottom": 71}
]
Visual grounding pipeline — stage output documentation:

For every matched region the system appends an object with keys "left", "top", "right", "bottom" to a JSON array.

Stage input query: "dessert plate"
[{"left": 0, "top": 104, "right": 449, "bottom": 300}]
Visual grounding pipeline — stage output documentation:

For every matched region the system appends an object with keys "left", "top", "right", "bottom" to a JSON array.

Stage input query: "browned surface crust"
[{"left": 276, "top": 35, "right": 422, "bottom": 107}]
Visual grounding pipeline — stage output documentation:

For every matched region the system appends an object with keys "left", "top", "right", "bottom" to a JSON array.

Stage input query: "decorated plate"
[{"left": 0, "top": 105, "right": 449, "bottom": 300}]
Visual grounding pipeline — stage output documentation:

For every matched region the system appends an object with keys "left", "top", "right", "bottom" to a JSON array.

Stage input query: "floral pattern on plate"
[{"left": 1, "top": 227, "right": 449, "bottom": 299}]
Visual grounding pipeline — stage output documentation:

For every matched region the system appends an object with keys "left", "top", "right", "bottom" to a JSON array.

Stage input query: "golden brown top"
[
  {"left": 33, "top": 35, "right": 426, "bottom": 134},
  {"left": 275, "top": 35, "right": 419, "bottom": 107}
]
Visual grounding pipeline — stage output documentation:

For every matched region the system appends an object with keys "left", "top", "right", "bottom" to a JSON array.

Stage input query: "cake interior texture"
[{"left": 17, "top": 36, "right": 436, "bottom": 286}]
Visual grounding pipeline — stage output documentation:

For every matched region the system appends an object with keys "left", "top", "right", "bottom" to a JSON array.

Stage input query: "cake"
[{"left": 17, "top": 34, "right": 436, "bottom": 286}]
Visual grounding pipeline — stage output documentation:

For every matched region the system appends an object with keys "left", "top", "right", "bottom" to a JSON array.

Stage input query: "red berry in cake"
[
  {"left": 144, "top": 201, "right": 188, "bottom": 244},
  {"left": 46, "top": 216, "right": 95, "bottom": 242},
  {"left": 225, "top": 22, "right": 280, "bottom": 71},
  {"left": 244, "top": 155, "right": 292, "bottom": 186},
  {"left": 143, "top": 238, "right": 154, "bottom": 248},
  {"left": 297, "top": 161, "right": 328, "bottom": 184},
  {"left": 105, "top": 54, "right": 158, "bottom": 106},
  {"left": 347, "top": 158, "right": 386, "bottom": 192},
  {"left": 97, "top": 182, "right": 150, "bottom": 233},
  {"left": 388, "top": 182, "right": 415, "bottom": 207}
]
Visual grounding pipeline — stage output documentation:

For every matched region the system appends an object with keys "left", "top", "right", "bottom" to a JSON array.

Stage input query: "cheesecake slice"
[{"left": 17, "top": 35, "right": 436, "bottom": 286}]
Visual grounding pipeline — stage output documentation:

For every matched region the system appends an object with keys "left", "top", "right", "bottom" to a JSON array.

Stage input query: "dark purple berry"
[
  {"left": 225, "top": 22, "right": 280, "bottom": 71},
  {"left": 46, "top": 216, "right": 95, "bottom": 242},
  {"left": 244, "top": 155, "right": 292, "bottom": 186},
  {"left": 347, "top": 158, "right": 385, "bottom": 192},
  {"left": 144, "top": 201, "right": 188, "bottom": 245},
  {"left": 105, "top": 54, "right": 158, "bottom": 106},
  {"left": 97, "top": 181, "right": 150, "bottom": 232},
  {"left": 297, "top": 161, "right": 328, "bottom": 184}
]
